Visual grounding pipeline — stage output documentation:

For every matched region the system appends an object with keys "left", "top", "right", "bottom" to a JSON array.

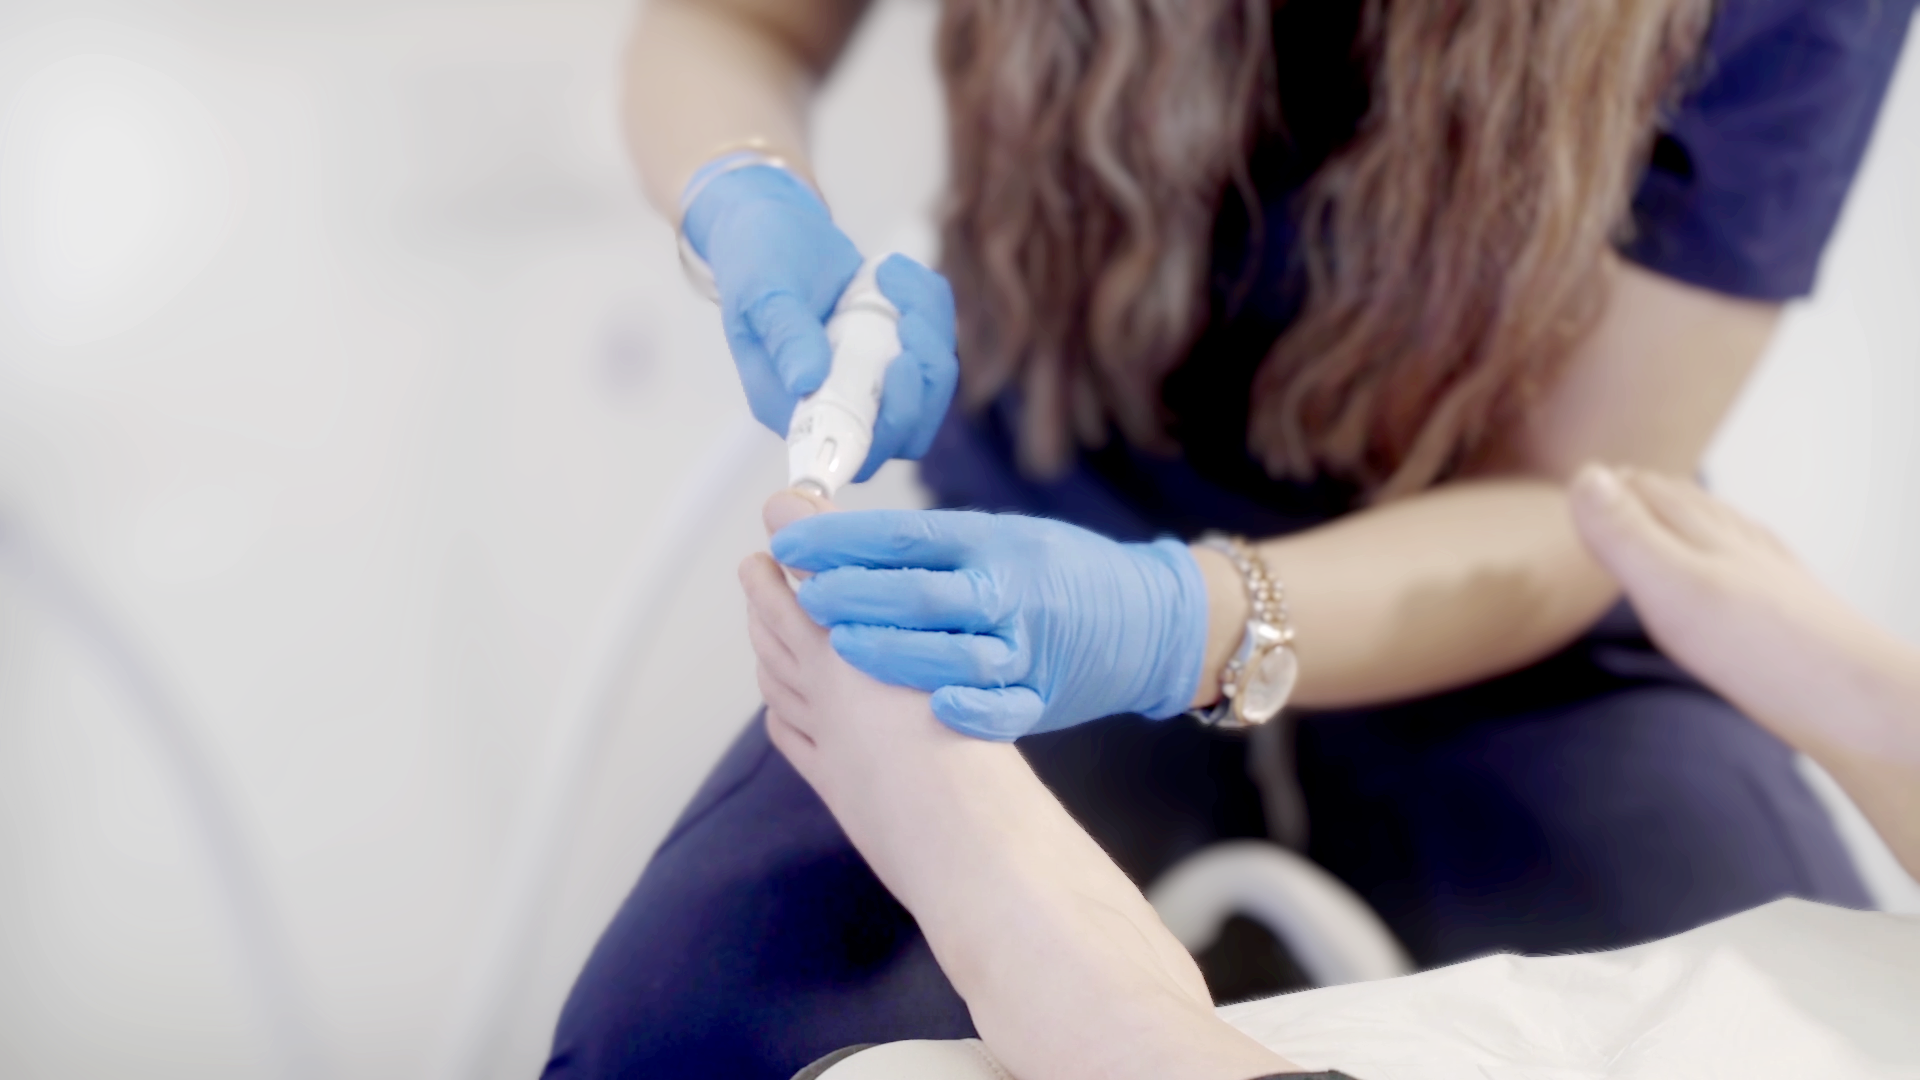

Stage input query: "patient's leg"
[
  {"left": 1571, "top": 465, "right": 1920, "bottom": 878},
  {"left": 743, "top": 492, "right": 1302, "bottom": 1080}
]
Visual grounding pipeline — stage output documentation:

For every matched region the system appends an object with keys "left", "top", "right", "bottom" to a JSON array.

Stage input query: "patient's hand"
[
  {"left": 742, "top": 490, "right": 1302, "bottom": 1080},
  {"left": 1570, "top": 465, "right": 1917, "bottom": 763},
  {"left": 1571, "top": 465, "right": 1920, "bottom": 875}
]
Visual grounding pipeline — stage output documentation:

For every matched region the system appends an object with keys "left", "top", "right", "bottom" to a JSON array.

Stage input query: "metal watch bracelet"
[{"left": 1190, "top": 534, "right": 1298, "bottom": 730}]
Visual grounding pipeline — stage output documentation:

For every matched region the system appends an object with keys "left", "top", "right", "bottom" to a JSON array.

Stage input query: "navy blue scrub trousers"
[{"left": 540, "top": 604, "right": 1869, "bottom": 1080}]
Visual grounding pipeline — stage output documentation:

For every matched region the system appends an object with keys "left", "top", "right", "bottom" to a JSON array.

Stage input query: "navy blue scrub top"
[{"left": 920, "top": 0, "right": 1917, "bottom": 541}]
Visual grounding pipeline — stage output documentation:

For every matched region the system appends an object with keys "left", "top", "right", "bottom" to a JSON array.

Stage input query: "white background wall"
[{"left": 0, "top": 2, "right": 1911, "bottom": 1079}]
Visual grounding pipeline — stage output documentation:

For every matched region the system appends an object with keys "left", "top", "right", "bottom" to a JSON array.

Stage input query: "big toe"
[{"left": 763, "top": 488, "right": 836, "bottom": 538}]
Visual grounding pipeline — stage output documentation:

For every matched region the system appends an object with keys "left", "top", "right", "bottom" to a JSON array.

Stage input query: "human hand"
[
  {"left": 768, "top": 509, "right": 1209, "bottom": 740},
  {"left": 681, "top": 166, "right": 958, "bottom": 479},
  {"left": 1570, "top": 464, "right": 1913, "bottom": 763}
]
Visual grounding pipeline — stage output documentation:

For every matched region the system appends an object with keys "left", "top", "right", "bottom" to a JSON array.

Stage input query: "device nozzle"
[{"left": 790, "top": 479, "right": 830, "bottom": 500}]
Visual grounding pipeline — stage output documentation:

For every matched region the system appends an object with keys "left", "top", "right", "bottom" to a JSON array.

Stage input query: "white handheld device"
[{"left": 786, "top": 257, "right": 901, "bottom": 498}]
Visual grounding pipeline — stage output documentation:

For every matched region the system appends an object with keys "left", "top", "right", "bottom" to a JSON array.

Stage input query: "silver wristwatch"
[{"left": 1191, "top": 534, "right": 1298, "bottom": 730}]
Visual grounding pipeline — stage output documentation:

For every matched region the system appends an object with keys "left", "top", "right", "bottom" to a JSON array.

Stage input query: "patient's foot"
[{"left": 741, "top": 492, "right": 1300, "bottom": 1080}]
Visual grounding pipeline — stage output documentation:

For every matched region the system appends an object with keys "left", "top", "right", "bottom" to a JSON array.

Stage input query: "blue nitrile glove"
[
  {"left": 680, "top": 164, "right": 959, "bottom": 480},
  {"left": 770, "top": 509, "right": 1209, "bottom": 740}
]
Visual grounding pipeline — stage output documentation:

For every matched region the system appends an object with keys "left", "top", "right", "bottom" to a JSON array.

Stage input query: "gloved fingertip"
[
  {"left": 873, "top": 252, "right": 920, "bottom": 287},
  {"left": 826, "top": 624, "right": 907, "bottom": 681},
  {"left": 875, "top": 254, "right": 957, "bottom": 331},
  {"left": 901, "top": 428, "right": 938, "bottom": 464},
  {"left": 776, "top": 347, "right": 829, "bottom": 397},
  {"left": 748, "top": 399, "right": 795, "bottom": 439},
  {"left": 782, "top": 364, "right": 828, "bottom": 397},
  {"left": 854, "top": 371, "right": 919, "bottom": 482},
  {"left": 928, "top": 704, "right": 1021, "bottom": 743},
  {"left": 929, "top": 685, "right": 1042, "bottom": 742},
  {"left": 789, "top": 586, "right": 829, "bottom": 627},
  {"left": 767, "top": 519, "right": 817, "bottom": 567},
  {"left": 904, "top": 350, "right": 958, "bottom": 461},
  {"left": 825, "top": 620, "right": 868, "bottom": 651}
]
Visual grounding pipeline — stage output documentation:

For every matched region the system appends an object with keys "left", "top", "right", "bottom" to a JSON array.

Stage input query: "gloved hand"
[
  {"left": 681, "top": 164, "right": 959, "bottom": 481},
  {"left": 770, "top": 509, "right": 1209, "bottom": 740}
]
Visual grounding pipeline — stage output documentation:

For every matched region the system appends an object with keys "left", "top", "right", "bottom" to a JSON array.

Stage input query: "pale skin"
[
  {"left": 743, "top": 489, "right": 1306, "bottom": 1080},
  {"left": 1569, "top": 464, "right": 1920, "bottom": 879},
  {"left": 630, "top": 0, "right": 1784, "bottom": 710},
  {"left": 625, "top": 0, "right": 862, "bottom": 216}
]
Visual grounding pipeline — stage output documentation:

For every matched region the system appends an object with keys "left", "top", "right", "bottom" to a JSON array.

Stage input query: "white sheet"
[
  {"left": 821, "top": 899, "right": 1920, "bottom": 1079},
  {"left": 1221, "top": 898, "right": 1920, "bottom": 1079}
]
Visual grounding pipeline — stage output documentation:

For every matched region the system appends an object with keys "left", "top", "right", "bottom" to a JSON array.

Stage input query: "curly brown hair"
[{"left": 937, "top": 0, "right": 1713, "bottom": 497}]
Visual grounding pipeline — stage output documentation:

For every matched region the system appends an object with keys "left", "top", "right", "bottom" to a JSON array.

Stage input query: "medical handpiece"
[{"left": 787, "top": 257, "right": 901, "bottom": 498}]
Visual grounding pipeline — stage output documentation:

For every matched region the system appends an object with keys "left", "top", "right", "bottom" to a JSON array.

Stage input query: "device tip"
[{"left": 790, "top": 479, "right": 830, "bottom": 500}]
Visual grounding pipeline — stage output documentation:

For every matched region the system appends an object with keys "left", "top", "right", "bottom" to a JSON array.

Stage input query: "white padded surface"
[
  {"left": 828, "top": 899, "right": 1920, "bottom": 1079},
  {"left": 1148, "top": 840, "right": 1413, "bottom": 986},
  {"left": 1223, "top": 898, "right": 1920, "bottom": 1079},
  {"left": 817, "top": 1039, "right": 1009, "bottom": 1080}
]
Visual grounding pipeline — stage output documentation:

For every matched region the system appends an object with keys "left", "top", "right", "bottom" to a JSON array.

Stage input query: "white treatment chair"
[
  {"left": 809, "top": 898, "right": 1920, "bottom": 1080},
  {"left": 1147, "top": 839, "right": 1413, "bottom": 988}
]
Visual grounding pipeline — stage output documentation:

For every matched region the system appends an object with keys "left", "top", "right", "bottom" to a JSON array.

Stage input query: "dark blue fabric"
[
  {"left": 545, "top": 608, "right": 1868, "bottom": 1080},
  {"left": 542, "top": 712, "right": 974, "bottom": 1080},
  {"left": 1294, "top": 604, "right": 1869, "bottom": 961},
  {"left": 1624, "top": 0, "right": 1917, "bottom": 299}
]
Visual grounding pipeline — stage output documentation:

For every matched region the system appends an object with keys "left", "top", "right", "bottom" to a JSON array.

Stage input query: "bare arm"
[
  {"left": 1194, "top": 260, "right": 1782, "bottom": 709},
  {"left": 624, "top": 0, "right": 870, "bottom": 215}
]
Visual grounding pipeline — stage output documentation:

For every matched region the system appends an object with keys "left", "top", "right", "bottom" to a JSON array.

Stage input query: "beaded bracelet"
[
  {"left": 674, "top": 142, "right": 823, "bottom": 303},
  {"left": 1192, "top": 534, "right": 1298, "bottom": 730}
]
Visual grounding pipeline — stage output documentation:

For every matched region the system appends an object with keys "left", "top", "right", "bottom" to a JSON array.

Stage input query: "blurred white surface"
[
  {"left": 823, "top": 901, "right": 1920, "bottom": 1080},
  {"left": 0, "top": 2, "right": 1910, "bottom": 1078}
]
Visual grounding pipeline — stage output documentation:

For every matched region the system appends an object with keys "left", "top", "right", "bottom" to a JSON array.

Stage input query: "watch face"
[{"left": 1237, "top": 645, "right": 1298, "bottom": 724}]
